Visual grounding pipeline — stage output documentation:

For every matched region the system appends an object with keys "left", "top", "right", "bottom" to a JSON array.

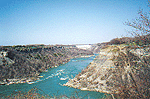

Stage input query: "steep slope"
[
  {"left": 0, "top": 45, "right": 93, "bottom": 84},
  {"left": 64, "top": 45, "right": 116, "bottom": 93},
  {"left": 64, "top": 45, "right": 150, "bottom": 98}
]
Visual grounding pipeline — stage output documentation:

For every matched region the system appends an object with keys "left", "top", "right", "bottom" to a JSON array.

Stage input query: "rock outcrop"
[
  {"left": 64, "top": 45, "right": 150, "bottom": 98},
  {"left": 64, "top": 45, "right": 116, "bottom": 93}
]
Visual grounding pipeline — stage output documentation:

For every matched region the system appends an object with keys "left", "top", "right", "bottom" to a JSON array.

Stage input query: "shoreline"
[
  {"left": 0, "top": 54, "right": 95, "bottom": 86},
  {"left": 64, "top": 45, "right": 150, "bottom": 94},
  {"left": 64, "top": 46, "right": 118, "bottom": 94}
]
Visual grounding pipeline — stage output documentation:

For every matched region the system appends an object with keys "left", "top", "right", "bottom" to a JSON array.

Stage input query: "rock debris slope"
[
  {"left": 64, "top": 44, "right": 150, "bottom": 98},
  {"left": 64, "top": 46, "right": 117, "bottom": 93}
]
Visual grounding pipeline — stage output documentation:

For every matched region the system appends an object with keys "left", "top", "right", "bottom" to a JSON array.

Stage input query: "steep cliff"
[
  {"left": 0, "top": 44, "right": 94, "bottom": 84},
  {"left": 64, "top": 45, "right": 150, "bottom": 98}
]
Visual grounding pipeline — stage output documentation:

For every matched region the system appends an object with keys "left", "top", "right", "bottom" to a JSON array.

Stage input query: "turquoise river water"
[{"left": 0, "top": 55, "right": 106, "bottom": 98}]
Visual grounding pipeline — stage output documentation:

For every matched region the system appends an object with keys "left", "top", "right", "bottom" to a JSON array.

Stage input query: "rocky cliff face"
[
  {"left": 0, "top": 45, "right": 94, "bottom": 84},
  {"left": 64, "top": 45, "right": 116, "bottom": 93},
  {"left": 64, "top": 45, "right": 150, "bottom": 98}
]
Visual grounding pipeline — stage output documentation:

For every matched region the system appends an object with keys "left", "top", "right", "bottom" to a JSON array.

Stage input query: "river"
[{"left": 0, "top": 55, "right": 106, "bottom": 99}]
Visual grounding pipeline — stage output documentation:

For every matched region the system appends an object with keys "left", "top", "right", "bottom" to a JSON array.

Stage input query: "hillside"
[
  {"left": 0, "top": 44, "right": 94, "bottom": 85},
  {"left": 64, "top": 44, "right": 150, "bottom": 98}
]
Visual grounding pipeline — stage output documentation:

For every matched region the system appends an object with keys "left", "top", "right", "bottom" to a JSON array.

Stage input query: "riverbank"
[
  {"left": 0, "top": 54, "right": 106, "bottom": 99},
  {"left": 0, "top": 44, "right": 94, "bottom": 85},
  {"left": 0, "top": 55, "right": 95, "bottom": 86},
  {"left": 64, "top": 45, "right": 117, "bottom": 93},
  {"left": 64, "top": 44, "right": 150, "bottom": 96}
]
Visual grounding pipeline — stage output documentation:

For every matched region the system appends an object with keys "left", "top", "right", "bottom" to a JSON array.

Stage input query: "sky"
[{"left": 0, "top": 0, "right": 149, "bottom": 46}]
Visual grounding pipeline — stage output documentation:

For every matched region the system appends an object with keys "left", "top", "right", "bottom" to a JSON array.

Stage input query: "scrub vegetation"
[
  {"left": 1, "top": 2, "right": 150, "bottom": 99},
  {"left": 0, "top": 45, "right": 93, "bottom": 85},
  {"left": 65, "top": 6, "right": 150, "bottom": 99}
]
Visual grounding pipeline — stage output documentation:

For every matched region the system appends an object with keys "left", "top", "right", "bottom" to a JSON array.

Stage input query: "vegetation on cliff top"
[
  {"left": 1, "top": 2, "right": 150, "bottom": 99},
  {"left": 64, "top": 4, "right": 150, "bottom": 99},
  {"left": 0, "top": 44, "right": 93, "bottom": 83},
  {"left": 105, "top": 6, "right": 150, "bottom": 99}
]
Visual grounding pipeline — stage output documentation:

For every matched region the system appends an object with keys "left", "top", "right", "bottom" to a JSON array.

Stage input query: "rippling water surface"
[{"left": 0, "top": 55, "right": 106, "bottom": 98}]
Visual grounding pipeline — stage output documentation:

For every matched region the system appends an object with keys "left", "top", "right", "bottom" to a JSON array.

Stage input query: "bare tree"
[
  {"left": 111, "top": 3, "right": 150, "bottom": 98},
  {"left": 125, "top": 5, "right": 150, "bottom": 45}
]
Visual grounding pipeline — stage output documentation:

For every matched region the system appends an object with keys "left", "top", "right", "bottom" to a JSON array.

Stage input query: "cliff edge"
[
  {"left": 64, "top": 45, "right": 150, "bottom": 98},
  {"left": 64, "top": 45, "right": 117, "bottom": 93},
  {"left": 0, "top": 44, "right": 94, "bottom": 85}
]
